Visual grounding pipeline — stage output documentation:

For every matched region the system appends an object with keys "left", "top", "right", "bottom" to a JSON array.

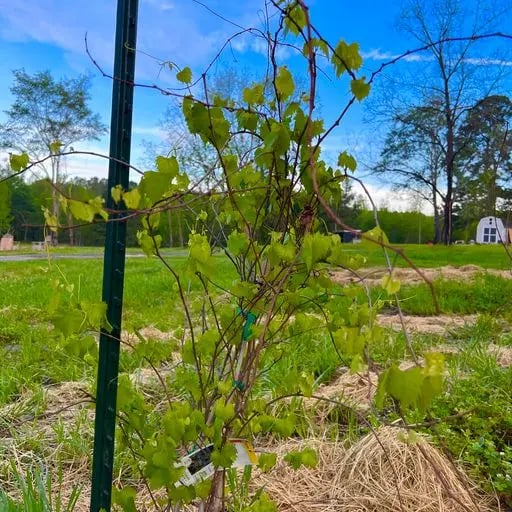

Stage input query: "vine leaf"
[
  {"left": 276, "top": 66, "right": 295, "bottom": 101},
  {"left": 284, "top": 447, "right": 318, "bottom": 469},
  {"left": 68, "top": 200, "right": 96, "bottom": 223},
  {"left": 49, "top": 140, "right": 63, "bottom": 154},
  {"left": 227, "top": 230, "right": 249, "bottom": 256},
  {"left": 9, "top": 152, "right": 29, "bottom": 172},
  {"left": 364, "top": 226, "right": 389, "bottom": 244},
  {"left": 123, "top": 187, "right": 141, "bottom": 209},
  {"left": 176, "top": 66, "right": 192, "bottom": 84},
  {"left": 381, "top": 274, "right": 401, "bottom": 295},
  {"left": 332, "top": 40, "right": 362, "bottom": 76},
  {"left": 301, "top": 233, "right": 331, "bottom": 271},
  {"left": 351, "top": 78, "right": 371, "bottom": 101},
  {"left": 338, "top": 151, "right": 357, "bottom": 171}
]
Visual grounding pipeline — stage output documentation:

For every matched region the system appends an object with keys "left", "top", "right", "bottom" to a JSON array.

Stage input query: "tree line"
[{"left": 1, "top": 173, "right": 444, "bottom": 245}]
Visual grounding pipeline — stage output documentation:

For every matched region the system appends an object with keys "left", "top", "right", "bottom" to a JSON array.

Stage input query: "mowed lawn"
[{"left": 349, "top": 241, "right": 512, "bottom": 269}]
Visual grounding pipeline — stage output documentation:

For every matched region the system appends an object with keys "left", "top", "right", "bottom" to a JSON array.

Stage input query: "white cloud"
[
  {"left": 362, "top": 48, "right": 512, "bottom": 67},
  {"left": 0, "top": 0, "right": 267, "bottom": 81},
  {"left": 132, "top": 125, "right": 168, "bottom": 140},
  {"left": 362, "top": 49, "right": 433, "bottom": 63}
]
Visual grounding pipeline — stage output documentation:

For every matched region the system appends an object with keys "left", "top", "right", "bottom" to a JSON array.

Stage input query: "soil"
[
  {"left": 376, "top": 313, "right": 478, "bottom": 335},
  {"left": 332, "top": 264, "right": 512, "bottom": 286}
]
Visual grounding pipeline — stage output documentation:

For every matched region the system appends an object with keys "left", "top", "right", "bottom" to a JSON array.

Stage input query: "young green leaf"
[
  {"left": 123, "top": 187, "right": 141, "bottom": 209},
  {"left": 9, "top": 152, "right": 29, "bottom": 172},
  {"left": 276, "top": 66, "right": 295, "bottom": 101},
  {"left": 338, "top": 151, "right": 357, "bottom": 171},
  {"left": 156, "top": 155, "right": 179, "bottom": 176},
  {"left": 111, "top": 185, "right": 123, "bottom": 203},
  {"left": 227, "top": 230, "right": 249, "bottom": 256},
  {"left": 69, "top": 200, "right": 95, "bottom": 223},
  {"left": 284, "top": 3, "right": 306, "bottom": 36},
  {"left": 176, "top": 66, "right": 192, "bottom": 84},
  {"left": 332, "top": 40, "right": 362, "bottom": 76},
  {"left": 211, "top": 443, "right": 237, "bottom": 468},
  {"left": 283, "top": 447, "right": 318, "bottom": 469},
  {"left": 257, "top": 452, "right": 277, "bottom": 473},
  {"left": 350, "top": 78, "right": 371, "bottom": 101},
  {"left": 243, "top": 84, "right": 265, "bottom": 105},
  {"left": 49, "top": 140, "right": 63, "bottom": 154},
  {"left": 381, "top": 274, "right": 401, "bottom": 295},
  {"left": 42, "top": 208, "right": 59, "bottom": 232},
  {"left": 364, "top": 226, "right": 389, "bottom": 244}
]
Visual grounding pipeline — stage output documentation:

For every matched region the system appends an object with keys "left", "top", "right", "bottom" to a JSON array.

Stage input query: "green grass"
[
  {"left": 0, "top": 254, "right": 236, "bottom": 328},
  {"left": 2, "top": 245, "right": 512, "bottom": 507},
  {"left": 394, "top": 273, "right": 512, "bottom": 316},
  {"left": 0, "top": 465, "right": 80, "bottom": 512},
  {"left": 351, "top": 241, "right": 512, "bottom": 269}
]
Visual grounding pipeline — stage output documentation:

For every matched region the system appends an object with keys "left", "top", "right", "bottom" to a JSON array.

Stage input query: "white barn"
[{"left": 475, "top": 216, "right": 508, "bottom": 244}]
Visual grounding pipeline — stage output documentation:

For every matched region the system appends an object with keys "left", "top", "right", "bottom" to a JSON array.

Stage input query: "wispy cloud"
[
  {"left": 362, "top": 49, "right": 433, "bottom": 63},
  {"left": 0, "top": 0, "right": 267, "bottom": 81},
  {"left": 362, "top": 48, "right": 512, "bottom": 67}
]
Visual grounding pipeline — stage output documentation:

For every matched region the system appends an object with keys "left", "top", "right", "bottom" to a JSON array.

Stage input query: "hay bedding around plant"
[{"left": 255, "top": 427, "right": 497, "bottom": 512}]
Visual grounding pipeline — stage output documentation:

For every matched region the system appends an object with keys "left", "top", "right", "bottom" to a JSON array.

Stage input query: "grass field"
[
  {"left": 5, "top": 240, "right": 512, "bottom": 268},
  {"left": 1, "top": 243, "right": 512, "bottom": 510}
]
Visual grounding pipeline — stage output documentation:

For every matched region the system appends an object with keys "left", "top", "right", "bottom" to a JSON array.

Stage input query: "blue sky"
[{"left": 0, "top": 0, "right": 511, "bottom": 209}]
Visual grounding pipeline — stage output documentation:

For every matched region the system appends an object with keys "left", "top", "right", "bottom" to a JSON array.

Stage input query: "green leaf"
[
  {"left": 183, "top": 97, "right": 209, "bottom": 135},
  {"left": 364, "top": 226, "right": 389, "bottom": 244},
  {"left": 381, "top": 274, "right": 401, "bottom": 295},
  {"left": 111, "top": 185, "right": 123, "bottom": 204},
  {"left": 211, "top": 443, "right": 237, "bottom": 468},
  {"left": 284, "top": 447, "right": 318, "bottom": 469},
  {"left": 156, "top": 155, "right": 179, "bottom": 176},
  {"left": 123, "top": 187, "right": 141, "bottom": 209},
  {"left": 301, "top": 233, "right": 331, "bottom": 271},
  {"left": 284, "top": 3, "right": 306, "bottom": 36},
  {"left": 87, "top": 196, "right": 108, "bottom": 221},
  {"left": 52, "top": 308, "right": 86, "bottom": 337},
  {"left": 176, "top": 66, "right": 192, "bottom": 84},
  {"left": 80, "top": 300, "right": 112, "bottom": 331},
  {"left": 9, "top": 153, "right": 29, "bottom": 172},
  {"left": 139, "top": 171, "right": 171, "bottom": 204},
  {"left": 213, "top": 399, "right": 235, "bottom": 422},
  {"left": 49, "top": 140, "right": 63, "bottom": 154},
  {"left": 188, "top": 233, "right": 214, "bottom": 276},
  {"left": 332, "top": 40, "right": 363, "bottom": 76},
  {"left": 236, "top": 110, "right": 258, "bottom": 131},
  {"left": 69, "top": 200, "right": 95, "bottom": 223},
  {"left": 142, "top": 212, "right": 160, "bottom": 230},
  {"left": 227, "top": 230, "right": 249, "bottom": 256},
  {"left": 257, "top": 453, "right": 277, "bottom": 473},
  {"left": 350, "top": 78, "right": 371, "bottom": 101},
  {"left": 243, "top": 84, "right": 264, "bottom": 105},
  {"left": 275, "top": 66, "right": 295, "bottom": 101},
  {"left": 264, "top": 123, "right": 290, "bottom": 156},
  {"left": 42, "top": 208, "right": 59, "bottom": 232},
  {"left": 137, "top": 230, "right": 162, "bottom": 256},
  {"left": 337, "top": 151, "right": 357, "bottom": 171},
  {"left": 385, "top": 365, "right": 423, "bottom": 410},
  {"left": 112, "top": 487, "right": 137, "bottom": 512}
]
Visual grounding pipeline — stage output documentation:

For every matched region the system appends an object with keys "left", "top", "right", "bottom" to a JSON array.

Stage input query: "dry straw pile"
[{"left": 256, "top": 427, "right": 497, "bottom": 512}]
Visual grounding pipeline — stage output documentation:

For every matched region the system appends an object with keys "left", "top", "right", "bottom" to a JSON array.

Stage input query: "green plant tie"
[{"left": 233, "top": 308, "right": 258, "bottom": 391}]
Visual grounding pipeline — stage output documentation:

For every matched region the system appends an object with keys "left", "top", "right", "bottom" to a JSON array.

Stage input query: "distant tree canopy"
[{"left": 0, "top": 69, "right": 106, "bottom": 244}]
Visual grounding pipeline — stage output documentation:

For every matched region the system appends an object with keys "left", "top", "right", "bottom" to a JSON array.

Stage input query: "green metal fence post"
[{"left": 90, "top": 0, "right": 138, "bottom": 510}]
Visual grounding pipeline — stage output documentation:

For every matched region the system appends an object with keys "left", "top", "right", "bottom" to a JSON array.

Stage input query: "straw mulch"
[
  {"left": 255, "top": 427, "right": 498, "bottom": 512},
  {"left": 488, "top": 343, "right": 512, "bottom": 367}
]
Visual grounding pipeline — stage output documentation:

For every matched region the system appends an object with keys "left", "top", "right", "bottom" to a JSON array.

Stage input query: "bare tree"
[{"left": 372, "top": 0, "right": 511, "bottom": 243}]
